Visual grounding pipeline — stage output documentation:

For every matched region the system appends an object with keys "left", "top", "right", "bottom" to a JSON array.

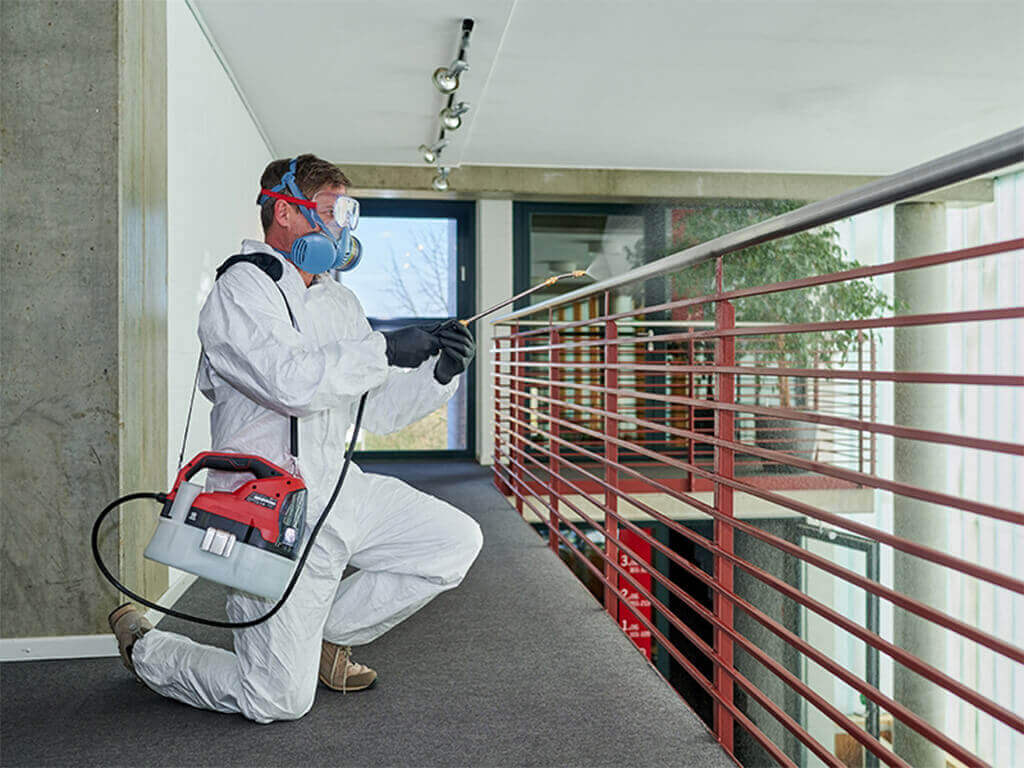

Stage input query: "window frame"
[
  {"left": 512, "top": 201, "right": 666, "bottom": 310},
  {"left": 353, "top": 198, "right": 476, "bottom": 460},
  {"left": 512, "top": 200, "right": 672, "bottom": 466}
]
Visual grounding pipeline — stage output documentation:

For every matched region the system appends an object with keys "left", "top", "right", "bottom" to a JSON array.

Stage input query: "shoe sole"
[{"left": 318, "top": 672, "right": 377, "bottom": 692}]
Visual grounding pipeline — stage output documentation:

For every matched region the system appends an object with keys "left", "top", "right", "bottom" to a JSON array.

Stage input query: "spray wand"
[{"left": 459, "top": 270, "right": 587, "bottom": 326}]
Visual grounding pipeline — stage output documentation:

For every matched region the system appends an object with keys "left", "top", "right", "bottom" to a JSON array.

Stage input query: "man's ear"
[{"left": 274, "top": 198, "right": 293, "bottom": 229}]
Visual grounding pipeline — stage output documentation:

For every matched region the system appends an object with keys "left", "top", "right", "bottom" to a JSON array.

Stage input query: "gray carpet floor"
[{"left": 1, "top": 460, "right": 730, "bottom": 768}]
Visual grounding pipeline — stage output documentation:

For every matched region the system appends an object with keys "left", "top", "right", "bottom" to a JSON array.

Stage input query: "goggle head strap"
[
  {"left": 257, "top": 158, "right": 332, "bottom": 236},
  {"left": 259, "top": 189, "right": 316, "bottom": 209},
  {"left": 258, "top": 158, "right": 300, "bottom": 205}
]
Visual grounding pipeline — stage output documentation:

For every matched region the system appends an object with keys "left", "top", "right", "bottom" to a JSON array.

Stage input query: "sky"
[{"left": 340, "top": 216, "right": 456, "bottom": 319}]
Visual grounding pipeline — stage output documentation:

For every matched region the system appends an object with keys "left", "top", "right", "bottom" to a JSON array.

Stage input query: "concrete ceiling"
[{"left": 192, "top": 0, "right": 1023, "bottom": 176}]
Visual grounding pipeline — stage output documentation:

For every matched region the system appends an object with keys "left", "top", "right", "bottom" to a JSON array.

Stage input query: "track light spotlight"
[
  {"left": 432, "top": 168, "right": 451, "bottom": 192},
  {"left": 432, "top": 18, "right": 474, "bottom": 94},
  {"left": 439, "top": 102, "right": 471, "bottom": 131},
  {"left": 432, "top": 61, "right": 467, "bottom": 94},
  {"left": 418, "top": 140, "right": 448, "bottom": 164}
]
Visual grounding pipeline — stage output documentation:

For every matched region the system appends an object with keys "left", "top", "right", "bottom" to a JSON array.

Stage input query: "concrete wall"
[
  {"left": 348, "top": 164, "right": 992, "bottom": 206},
  {"left": 731, "top": 519, "right": 804, "bottom": 766},
  {"left": 1, "top": 0, "right": 168, "bottom": 638},
  {"left": 892, "top": 202, "right": 950, "bottom": 768}
]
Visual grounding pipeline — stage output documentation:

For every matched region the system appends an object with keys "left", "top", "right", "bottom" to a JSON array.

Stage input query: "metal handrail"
[
  {"left": 494, "top": 127, "right": 1023, "bottom": 324},
  {"left": 490, "top": 129, "right": 1024, "bottom": 767}
]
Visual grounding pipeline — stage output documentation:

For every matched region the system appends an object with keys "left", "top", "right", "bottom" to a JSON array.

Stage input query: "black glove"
[
  {"left": 382, "top": 326, "right": 441, "bottom": 368},
  {"left": 430, "top": 319, "right": 476, "bottom": 385}
]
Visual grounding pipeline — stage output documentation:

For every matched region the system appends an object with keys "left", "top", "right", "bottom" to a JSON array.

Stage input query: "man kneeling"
[{"left": 108, "top": 154, "right": 482, "bottom": 722}]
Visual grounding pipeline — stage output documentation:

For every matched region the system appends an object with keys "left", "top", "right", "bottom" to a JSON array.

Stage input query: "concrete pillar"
[
  {"left": 1, "top": 0, "right": 168, "bottom": 639},
  {"left": 475, "top": 200, "right": 514, "bottom": 465},
  {"left": 892, "top": 202, "right": 948, "bottom": 767}
]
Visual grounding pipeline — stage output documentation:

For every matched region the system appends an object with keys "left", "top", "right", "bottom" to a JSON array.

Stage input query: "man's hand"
[
  {"left": 382, "top": 326, "right": 441, "bottom": 368},
  {"left": 430, "top": 320, "right": 476, "bottom": 385}
]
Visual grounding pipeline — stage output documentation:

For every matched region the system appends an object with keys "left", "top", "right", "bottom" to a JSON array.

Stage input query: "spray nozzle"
[
  {"left": 458, "top": 253, "right": 628, "bottom": 327},
  {"left": 459, "top": 270, "right": 589, "bottom": 326}
]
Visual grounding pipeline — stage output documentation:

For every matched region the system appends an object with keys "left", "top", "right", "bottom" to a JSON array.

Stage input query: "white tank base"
[{"left": 145, "top": 517, "right": 295, "bottom": 601}]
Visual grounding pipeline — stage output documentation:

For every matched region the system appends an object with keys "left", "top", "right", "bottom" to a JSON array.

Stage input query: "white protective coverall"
[{"left": 132, "top": 239, "right": 483, "bottom": 723}]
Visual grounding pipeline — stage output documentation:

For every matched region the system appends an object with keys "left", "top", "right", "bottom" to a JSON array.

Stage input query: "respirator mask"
[{"left": 258, "top": 158, "right": 362, "bottom": 274}]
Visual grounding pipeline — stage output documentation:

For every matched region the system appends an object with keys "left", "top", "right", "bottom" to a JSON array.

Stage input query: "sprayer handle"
[{"left": 182, "top": 451, "right": 285, "bottom": 482}]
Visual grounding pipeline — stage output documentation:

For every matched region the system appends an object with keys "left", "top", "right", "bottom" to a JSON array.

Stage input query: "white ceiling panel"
[
  {"left": 193, "top": 0, "right": 1023, "bottom": 175},
  {"left": 192, "top": 0, "right": 515, "bottom": 166}
]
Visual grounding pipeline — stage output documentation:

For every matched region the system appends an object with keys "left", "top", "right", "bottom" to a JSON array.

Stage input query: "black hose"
[{"left": 91, "top": 392, "right": 367, "bottom": 629}]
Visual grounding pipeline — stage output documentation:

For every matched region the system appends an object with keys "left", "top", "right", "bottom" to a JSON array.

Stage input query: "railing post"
[
  {"left": 713, "top": 258, "right": 736, "bottom": 755},
  {"left": 512, "top": 323, "right": 525, "bottom": 515},
  {"left": 492, "top": 333, "right": 504, "bottom": 493},
  {"left": 549, "top": 310, "right": 561, "bottom": 553},
  {"left": 688, "top": 331, "right": 695, "bottom": 489},
  {"left": 870, "top": 336, "right": 877, "bottom": 477},
  {"left": 603, "top": 291, "right": 620, "bottom": 618},
  {"left": 858, "top": 329, "right": 865, "bottom": 475},
  {"left": 493, "top": 332, "right": 513, "bottom": 497}
]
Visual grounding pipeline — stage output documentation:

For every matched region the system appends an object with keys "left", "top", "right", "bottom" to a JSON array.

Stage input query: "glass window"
[
  {"left": 520, "top": 208, "right": 647, "bottom": 306},
  {"left": 341, "top": 200, "right": 474, "bottom": 456},
  {"left": 340, "top": 216, "right": 458, "bottom": 320}
]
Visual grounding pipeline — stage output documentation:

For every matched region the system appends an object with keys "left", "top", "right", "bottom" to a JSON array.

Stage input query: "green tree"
[{"left": 668, "top": 200, "right": 893, "bottom": 406}]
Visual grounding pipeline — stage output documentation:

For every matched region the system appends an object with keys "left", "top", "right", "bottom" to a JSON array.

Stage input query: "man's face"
[
  {"left": 310, "top": 184, "right": 348, "bottom": 235},
  {"left": 269, "top": 183, "right": 350, "bottom": 286},
  {"left": 274, "top": 183, "right": 348, "bottom": 249}
]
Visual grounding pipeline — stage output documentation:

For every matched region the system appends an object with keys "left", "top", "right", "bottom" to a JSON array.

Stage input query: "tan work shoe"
[
  {"left": 108, "top": 602, "right": 152, "bottom": 678},
  {"left": 319, "top": 641, "right": 377, "bottom": 692}
]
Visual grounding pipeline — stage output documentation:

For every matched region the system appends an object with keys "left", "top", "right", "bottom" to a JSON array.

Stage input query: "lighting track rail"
[{"left": 419, "top": 17, "right": 474, "bottom": 191}]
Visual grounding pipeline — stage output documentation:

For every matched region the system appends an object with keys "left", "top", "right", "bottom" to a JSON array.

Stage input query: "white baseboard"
[
  {"left": 0, "top": 634, "right": 117, "bottom": 662},
  {"left": 2, "top": 572, "right": 197, "bottom": 662},
  {"left": 144, "top": 570, "right": 198, "bottom": 626}
]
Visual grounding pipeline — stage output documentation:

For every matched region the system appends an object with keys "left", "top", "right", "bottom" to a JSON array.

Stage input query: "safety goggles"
[
  {"left": 312, "top": 191, "right": 360, "bottom": 239},
  {"left": 260, "top": 189, "right": 360, "bottom": 241}
]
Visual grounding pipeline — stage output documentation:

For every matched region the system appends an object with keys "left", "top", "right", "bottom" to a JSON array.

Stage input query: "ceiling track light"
[
  {"left": 432, "top": 18, "right": 474, "bottom": 94},
  {"left": 418, "top": 19, "right": 473, "bottom": 187},
  {"left": 432, "top": 63, "right": 465, "bottom": 95},
  {"left": 418, "top": 140, "right": 448, "bottom": 165},
  {"left": 439, "top": 101, "right": 471, "bottom": 131},
  {"left": 432, "top": 167, "right": 451, "bottom": 192}
]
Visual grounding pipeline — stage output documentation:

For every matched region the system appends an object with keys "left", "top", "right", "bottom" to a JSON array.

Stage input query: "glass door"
[{"left": 339, "top": 199, "right": 475, "bottom": 457}]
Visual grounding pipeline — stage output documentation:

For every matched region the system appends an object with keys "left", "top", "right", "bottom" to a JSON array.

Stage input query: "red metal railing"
[{"left": 489, "top": 131, "right": 1023, "bottom": 767}]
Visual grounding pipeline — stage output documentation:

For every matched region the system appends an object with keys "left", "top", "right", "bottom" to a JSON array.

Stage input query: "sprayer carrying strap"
[
  {"left": 97, "top": 250, "right": 368, "bottom": 630},
  {"left": 177, "top": 252, "right": 300, "bottom": 470}
]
